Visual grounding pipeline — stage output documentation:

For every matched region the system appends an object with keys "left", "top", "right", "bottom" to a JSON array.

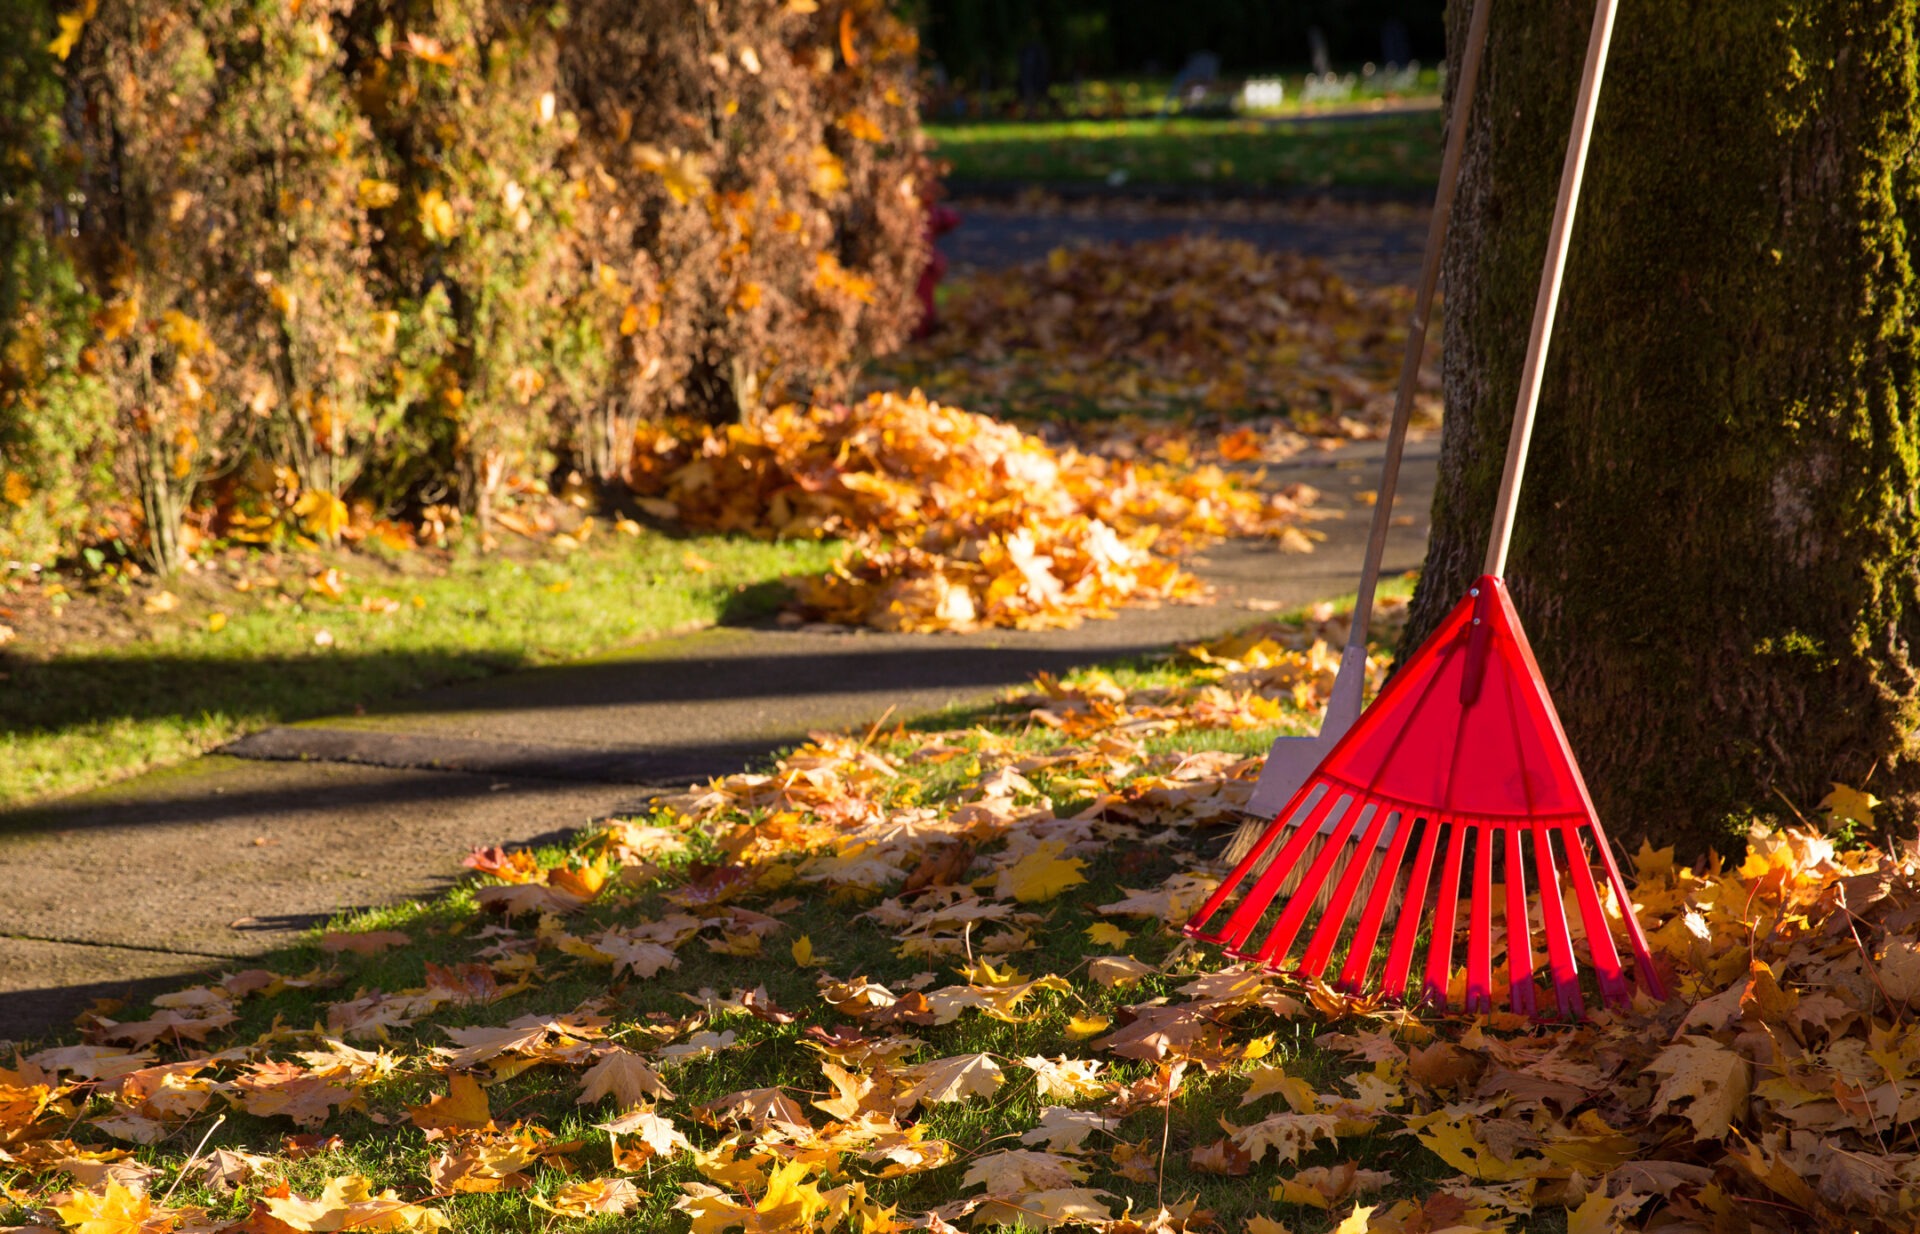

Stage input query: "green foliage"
[
  {"left": 0, "top": 1, "right": 119, "bottom": 565},
  {"left": 0, "top": 0, "right": 928, "bottom": 569}
]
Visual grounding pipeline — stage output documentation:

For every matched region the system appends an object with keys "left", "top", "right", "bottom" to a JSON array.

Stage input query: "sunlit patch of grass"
[
  {"left": 927, "top": 113, "right": 1443, "bottom": 191},
  {"left": 0, "top": 532, "right": 840, "bottom": 809}
]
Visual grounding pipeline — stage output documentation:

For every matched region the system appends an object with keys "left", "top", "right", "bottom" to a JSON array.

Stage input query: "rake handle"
[
  {"left": 1346, "top": 0, "right": 1494, "bottom": 652},
  {"left": 1482, "top": 0, "right": 1619, "bottom": 580}
]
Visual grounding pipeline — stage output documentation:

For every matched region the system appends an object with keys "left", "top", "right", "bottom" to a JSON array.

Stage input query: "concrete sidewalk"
[{"left": 0, "top": 437, "right": 1437, "bottom": 1040}]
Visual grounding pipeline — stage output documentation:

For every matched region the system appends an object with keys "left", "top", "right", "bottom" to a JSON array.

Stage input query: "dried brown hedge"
[{"left": 0, "top": 0, "right": 928, "bottom": 569}]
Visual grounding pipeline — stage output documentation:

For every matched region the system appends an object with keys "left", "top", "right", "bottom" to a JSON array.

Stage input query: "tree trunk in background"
[{"left": 1409, "top": 0, "right": 1920, "bottom": 857}]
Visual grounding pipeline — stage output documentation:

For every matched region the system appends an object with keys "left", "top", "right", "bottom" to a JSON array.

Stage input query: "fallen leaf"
[
  {"left": 996, "top": 840, "right": 1087, "bottom": 903},
  {"left": 531, "top": 1177, "right": 644, "bottom": 1217},
  {"left": 408, "top": 1074, "right": 492, "bottom": 1133},
  {"left": 578, "top": 1048, "right": 674, "bottom": 1109},
  {"left": 896, "top": 1053, "right": 1004, "bottom": 1108}
]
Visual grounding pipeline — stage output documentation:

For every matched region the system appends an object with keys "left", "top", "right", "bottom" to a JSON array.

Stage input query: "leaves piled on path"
[
  {"left": 11, "top": 604, "right": 1920, "bottom": 1233},
  {"left": 873, "top": 235, "right": 1442, "bottom": 434},
  {"left": 629, "top": 390, "right": 1316, "bottom": 630}
]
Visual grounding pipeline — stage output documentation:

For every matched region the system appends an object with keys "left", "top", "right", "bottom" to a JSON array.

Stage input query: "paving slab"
[
  {"left": 0, "top": 756, "right": 645, "bottom": 1038},
  {"left": 0, "top": 937, "right": 223, "bottom": 1044}
]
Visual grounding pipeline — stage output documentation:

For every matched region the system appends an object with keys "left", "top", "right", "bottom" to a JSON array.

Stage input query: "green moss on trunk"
[{"left": 1410, "top": 0, "right": 1920, "bottom": 856}]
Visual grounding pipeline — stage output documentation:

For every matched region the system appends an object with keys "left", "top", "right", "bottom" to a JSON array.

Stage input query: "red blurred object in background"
[{"left": 914, "top": 203, "right": 961, "bottom": 338}]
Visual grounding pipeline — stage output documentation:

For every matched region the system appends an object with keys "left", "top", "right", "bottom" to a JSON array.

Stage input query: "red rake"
[
  {"left": 1187, "top": 0, "right": 1665, "bottom": 1018},
  {"left": 1185, "top": 576, "right": 1663, "bottom": 1017}
]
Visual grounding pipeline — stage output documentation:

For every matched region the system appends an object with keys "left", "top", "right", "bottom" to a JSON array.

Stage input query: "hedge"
[{"left": 0, "top": 0, "right": 928, "bottom": 570}]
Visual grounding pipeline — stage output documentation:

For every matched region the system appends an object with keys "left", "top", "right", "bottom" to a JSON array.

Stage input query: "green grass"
[
  {"left": 0, "top": 530, "right": 841, "bottom": 810},
  {"left": 926, "top": 113, "right": 1442, "bottom": 190},
  {"left": 939, "top": 71, "right": 1442, "bottom": 125},
  {"left": 3, "top": 589, "right": 1492, "bottom": 1234}
]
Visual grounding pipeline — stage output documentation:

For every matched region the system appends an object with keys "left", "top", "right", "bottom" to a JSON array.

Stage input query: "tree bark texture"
[{"left": 1410, "top": 0, "right": 1920, "bottom": 856}]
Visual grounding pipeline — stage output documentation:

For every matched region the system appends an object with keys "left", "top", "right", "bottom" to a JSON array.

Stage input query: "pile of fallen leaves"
[
  {"left": 5, "top": 607, "right": 1918, "bottom": 1233},
  {"left": 628, "top": 389, "right": 1318, "bottom": 631},
  {"left": 871, "top": 235, "right": 1442, "bottom": 434}
]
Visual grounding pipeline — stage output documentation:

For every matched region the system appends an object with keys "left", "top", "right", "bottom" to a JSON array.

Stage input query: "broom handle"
[
  {"left": 1347, "top": 0, "right": 1493, "bottom": 653},
  {"left": 1482, "top": 0, "right": 1618, "bottom": 579}
]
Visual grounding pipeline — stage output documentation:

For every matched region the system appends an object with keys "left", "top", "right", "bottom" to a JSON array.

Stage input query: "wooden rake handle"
[
  {"left": 1483, "top": 0, "right": 1620, "bottom": 579},
  {"left": 1347, "top": 0, "right": 1494, "bottom": 654}
]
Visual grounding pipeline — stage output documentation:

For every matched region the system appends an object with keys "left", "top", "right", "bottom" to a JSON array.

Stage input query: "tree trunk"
[{"left": 1410, "top": 0, "right": 1920, "bottom": 857}]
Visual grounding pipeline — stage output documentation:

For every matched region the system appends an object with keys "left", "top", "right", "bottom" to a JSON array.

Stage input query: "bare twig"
[{"left": 161, "top": 1113, "right": 226, "bottom": 1206}]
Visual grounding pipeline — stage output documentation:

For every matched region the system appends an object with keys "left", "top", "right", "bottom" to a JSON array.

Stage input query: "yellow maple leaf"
[
  {"left": 1064, "top": 1015, "right": 1109, "bottom": 1041},
  {"left": 263, "top": 1175, "right": 446, "bottom": 1231},
  {"left": 307, "top": 567, "right": 347, "bottom": 601},
  {"left": 1330, "top": 1205, "right": 1377, "bottom": 1234},
  {"left": 1020, "top": 1055, "right": 1107, "bottom": 1101},
  {"left": 809, "top": 145, "right": 848, "bottom": 197},
  {"left": 1406, "top": 1112, "right": 1551, "bottom": 1181},
  {"left": 1566, "top": 1187, "right": 1644, "bottom": 1234},
  {"left": 1084, "top": 922, "right": 1131, "bottom": 947},
  {"left": 1647, "top": 1036, "right": 1750, "bottom": 1140},
  {"left": 47, "top": 0, "right": 99, "bottom": 60},
  {"left": 55, "top": 1181, "right": 170, "bottom": 1234},
  {"left": 1819, "top": 782, "right": 1880, "bottom": 831},
  {"left": 838, "top": 110, "right": 886, "bottom": 142},
  {"left": 407, "top": 1073, "right": 491, "bottom": 1132},
  {"left": 897, "top": 1053, "right": 1003, "bottom": 1107},
  {"left": 95, "top": 296, "right": 138, "bottom": 341},
  {"left": 530, "top": 1178, "right": 643, "bottom": 1218},
  {"left": 292, "top": 491, "right": 348, "bottom": 542},
  {"left": 791, "top": 935, "right": 827, "bottom": 966},
  {"left": 631, "top": 144, "right": 710, "bottom": 205},
  {"left": 1240, "top": 1064, "right": 1318, "bottom": 1113},
  {"left": 995, "top": 840, "right": 1086, "bottom": 903},
  {"left": 1245, "top": 1218, "right": 1293, "bottom": 1234},
  {"left": 756, "top": 1160, "right": 833, "bottom": 1228},
  {"left": 1270, "top": 1163, "right": 1395, "bottom": 1210}
]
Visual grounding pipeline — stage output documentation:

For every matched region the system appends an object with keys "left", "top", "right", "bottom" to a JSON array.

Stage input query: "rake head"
[{"left": 1185, "top": 576, "right": 1665, "bottom": 1019}]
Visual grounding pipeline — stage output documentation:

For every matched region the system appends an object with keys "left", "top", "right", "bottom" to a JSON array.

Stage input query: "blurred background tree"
[{"left": 916, "top": 0, "right": 1444, "bottom": 87}]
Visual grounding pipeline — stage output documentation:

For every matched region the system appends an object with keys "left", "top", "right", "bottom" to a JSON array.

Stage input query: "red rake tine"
[
  {"left": 1421, "top": 817, "right": 1469, "bottom": 1011},
  {"left": 1212, "top": 786, "right": 1342, "bottom": 953},
  {"left": 1504, "top": 824, "right": 1539, "bottom": 1017},
  {"left": 1297, "top": 806, "right": 1395, "bottom": 981},
  {"left": 1334, "top": 809, "right": 1415, "bottom": 994},
  {"left": 1533, "top": 823, "right": 1584, "bottom": 1018},
  {"left": 1594, "top": 822, "right": 1666, "bottom": 998},
  {"left": 1466, "top": 822, "right": 1496, "bottom": 1014},
  {"left": 1563, "top": 823, "right": 1629, "bottom": 1007},
  {"left": 1380, "top": 815, "right": 1443, "bottom": 1003},
  {"left": 1185, "top": 783, "right": 1327, "bottom": 945},
  {"left": 1237, "top": 797, "right": 1369, "bottom": 969}
]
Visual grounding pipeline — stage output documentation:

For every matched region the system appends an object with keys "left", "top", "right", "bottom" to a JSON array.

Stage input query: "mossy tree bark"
[{"left": 1410, "top": 0, "right": 1920, "bottom": 856}]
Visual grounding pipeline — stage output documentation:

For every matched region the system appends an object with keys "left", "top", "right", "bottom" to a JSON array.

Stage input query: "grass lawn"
[
  {"left": 0, "top": 530, "right": 841, "bottom": 810},
  {"left": 3, "top": 595, "right": 1461, "bottom": 1234},
  {"left": 926, "top": 113, "right": 1442, "bottom": 191},
  {"left": 2, "top": 579, "right": 1885, "bottom": 1234}
]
